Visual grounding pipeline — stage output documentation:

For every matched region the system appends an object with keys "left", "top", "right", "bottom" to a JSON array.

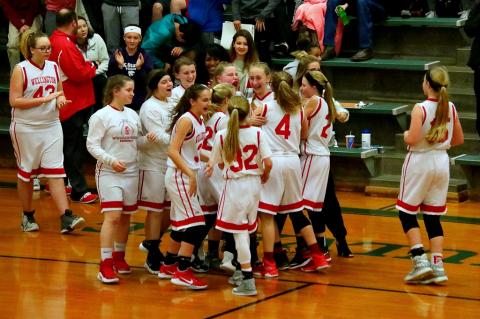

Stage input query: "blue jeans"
[{"left": 323, "top": 0, "right": 386, "bottom": 49}]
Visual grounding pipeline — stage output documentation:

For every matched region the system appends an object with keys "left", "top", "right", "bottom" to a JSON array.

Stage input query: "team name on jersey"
[
  {"left": 112, "top": 120, "right": 139, "bottom": 142},
  {"left": 31, "top": 76, "right": 57, "bottom": 86}
]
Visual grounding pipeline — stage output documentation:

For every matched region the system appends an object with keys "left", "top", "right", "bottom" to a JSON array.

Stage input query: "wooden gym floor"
[{"left": 0, "top": 176, "right": 479, "bottom": 318}]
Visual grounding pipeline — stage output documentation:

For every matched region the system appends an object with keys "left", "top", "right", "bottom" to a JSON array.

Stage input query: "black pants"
[
  {"left": 61, "top": 109, "right": 90, "bottom": 199},
  {"left": 321, "top": 171, "right": 348, "bottom": 240},
  {"left": 474, "top": 68, "right": 480, "bottom": 137}
]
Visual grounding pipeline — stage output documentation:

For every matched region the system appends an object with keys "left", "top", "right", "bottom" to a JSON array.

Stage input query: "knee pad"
[
  {"left": 307, "top": 210, "right": 326, "bottom": 234},
  {"left": 289, "top": 211, "right": 311, "bottom": 234},
  {"left": 170, "top": 230, "right": 183, "bottom": 243},
  {"left": 423, "top": 214, "right": 444, "bottom": 239},
  {"left": 275, "top": 214, "right": 288, "bottom": 233},
  {"left": 399, "top": 210, "right": 419, "bottom": 233},
  {"left": 183, "top": 225, "right": 206, "bottom": 247}
]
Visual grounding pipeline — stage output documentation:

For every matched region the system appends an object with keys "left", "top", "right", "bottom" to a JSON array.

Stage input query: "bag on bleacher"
[
  {"left": 435, "top": 0, "right": 462, "bottom": 17},
  {"left": 399, "top": 0, "right": 430, "bottom": 17}
]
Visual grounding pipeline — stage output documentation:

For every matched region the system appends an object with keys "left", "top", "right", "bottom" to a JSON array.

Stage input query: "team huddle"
[{"left": 9, "top": 23, "right": 464, "bottom": 296}]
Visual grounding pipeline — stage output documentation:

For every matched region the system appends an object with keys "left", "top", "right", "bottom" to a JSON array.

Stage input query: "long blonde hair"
[
  {"left": 204, "top": 83, "right": 235, "bottom": 121},
  {"left": 425, "top": 67, "right": 450, "bottom": 143},
  {"left": 223, "top": 95, "right": 250, "bottom": 163},
  {"left": 271, "top": 71, "right": 301, "bottom": 115},
  {"left": 304, "top": 71, "right": 336, "bottom": 124},
  {"left": 19, "top": 30, "right": 48, "bottom": 60}
]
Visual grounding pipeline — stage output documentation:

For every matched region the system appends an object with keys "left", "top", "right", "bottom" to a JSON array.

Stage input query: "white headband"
[{"left": 124, "top": 26, "right": 141, "bottom": 36}]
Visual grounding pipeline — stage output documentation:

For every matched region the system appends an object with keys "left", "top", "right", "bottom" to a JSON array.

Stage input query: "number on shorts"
[
  {"left": 275, "top": 114, "right": 291, "bottom": 139},
  {"left": 229, "top": 144, "right": 259, "bottom": 172}
]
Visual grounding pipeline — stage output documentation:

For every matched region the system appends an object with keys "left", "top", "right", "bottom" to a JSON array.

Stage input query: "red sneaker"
[
  {"left": 158, "top": 262, "right": 178, "bottom": 279},
  {"left": 73, "top": 192, "right": 98, "bottom": 204},
  {"left": 252, "top": 263, "right": 265, "bottom": 277},
  {"left": 112, "top": 251, "right": 132, "bottom": 274},
  {"left": 98, "top": 258, "right": 119, "bottom": 284},
  {"left": 171, "top": 268, "right": 208, "bottom": 290},
  {"left": 324, "top": 250, "right": 332, "bottom": 263},
  {"left": 301, "top": 253, "right": 330, "bottom": 272},
  {"left": 263, "top": 260, "right": 279, "bottom": 278}
]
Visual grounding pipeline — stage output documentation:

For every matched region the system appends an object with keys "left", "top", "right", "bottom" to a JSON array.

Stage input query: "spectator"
[
  {"left": 229, "top": 29, "right": 259, "bottom": 97},
  {"left": 465, "top": 0, "right": 480, "bottom": 136},
  {"left": 142, "top": 13, "right": 200, "bottom": 71},
  {"left": 1, "top": 0, "right": 43, "bottom": 72},
  {"left": 188, "top": 0, "right": 229, "bottom": 46},
  {"left": 195, "top": 43, "right": 231, "bottom": 85},
  {"left": 44, "top": 0, "right": 76, "bottom": 35},
  {"left": 102, "top": 0, "right": 140, "bottom": 54},
  {"left": 322, "top": 0, "right": 386, "bottom": 62},
  {"left": 283, "top": 35, "right": 321, "bottom": 77},
  {"left": 140, "top": 0, "right": 186, "bottom": 27},
  {"left": 76, "top": 16, "right": 109, "bottom": 113},
  {"left": 108, "top": 25, "right": 154, "bottom": 111},
  {"left": 81, "top": 0, "right": 105, "bottom": 38},
  {"left": 49, "top": 8, "right": 98, "bottom": 204}
]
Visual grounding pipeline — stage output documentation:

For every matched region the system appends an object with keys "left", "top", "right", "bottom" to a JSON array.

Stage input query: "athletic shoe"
[
  {"left": 72, "top": 192, "right": 98, "bottom": 204},
  {"left": 144, "top": 250, "right": 164, "bottom": 275},
  {"left": 21, "top": 214, "right": 39, "bottom": 232},
  {"left": 171, "top": 268, "right": 208, "bottom": 290},
  {"left": 404, "top": 254, "right": 433, "bottom": 283},
  {"left": 138, "top": 240, "right": 149, "bottom": 253},
  {"left": 300, "top": 252, "right": 330, "bottom": 272},
  {"left": 44, "top": 183, "right": 72, "bottom": 195},
  {"left": 228, "top": 269, "right": 243, "bottom": 286},
  {"left": 323, "top": 250, "right": 332, "bottom": 263},
  {"left": 421, "top": 261, "right": 448, "bottom": 285},
  {"left": 158, "top": 262, "right": 177, "bottom": 279},
  {"left": 288, "top": 250, "right": 311, "bottom": 269},
  {"left": 33, "top": 178, "right": 41, "bottom": 191},
  {"left": 98, "top": 258, "right": 119, "bottom": 284},
  {"left": 112, "top": 251, "right": 132, "bottom": 274},
  {"left": 60, "top": 209, "right": 85, "bottom": 234},
  {"left": 263, "top": 260, "right": 279, "bottom": 278},
  {"left": 220, "top": 251, "right": 236, "bottom": 273},
  {"left": 336, "top": 241, "right": 354, "bottom": 258},
  {"left": 274, "top": 249, "right": 290, "bottom": 270},
  {"left": 191, "top": 257, "right": 209, "bottom": 273},
  {"left": 232, "top": 278, "right": 257, "bottom": 296},
  {"left": 252, "top": 263, "right": 264, "bottom": 277}
]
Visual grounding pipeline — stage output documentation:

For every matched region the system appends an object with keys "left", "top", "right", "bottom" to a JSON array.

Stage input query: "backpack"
[{"left": 435, "top": 0, "right": 462, "bottom": 17}]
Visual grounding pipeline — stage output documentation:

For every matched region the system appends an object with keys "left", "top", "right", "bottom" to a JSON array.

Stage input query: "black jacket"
[{"left": 465, "top": 2, "right": 480, "bottom": 70}]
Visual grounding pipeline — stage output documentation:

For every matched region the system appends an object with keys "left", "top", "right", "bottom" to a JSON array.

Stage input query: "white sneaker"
[
  {"left": 33, "top": 178, "right": 40, "bottom": 191},
  {"left": 21, "top": 214, "right": 39, "bottom": 232},
  {"left": 220, "top": 251, "right": 236, "bottom": 273},
  {"left": 421, "top": 262, "right": 448, "bottom": 284},
  {"left": 404, "top": 254, "right": 433, "bottom": 283}
]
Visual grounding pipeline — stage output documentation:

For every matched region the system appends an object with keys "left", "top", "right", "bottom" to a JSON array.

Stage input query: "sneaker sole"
[
  {"left": 171, "top": 278, "right": 207, "bottom": 290},
  {"left": 116, "top": 269, "right": 132, "bottom": 274},
  {"left": 289, "top": 257, "right": 312, "bottom": 270},
  {"left": 97, "top": 272, "right": 119, "bottom": 284},
  {"left": 144, "top": 262, "right": 159, "bottom": 275},
  {"left": 138, "top": 242, "right": 148, "bottom": 253},
  {"left": 316, "top": 264, "right": 330, "bottom": 271},
  {"left": 220, "top": 263, "right": 236, "bottom": 273},
  {"left": 21, "top": 226, "right": 39, "bottom": 232},
  {"left": 264, "top": 273, "right": 279, "bottom": 278},
  {"left": 60, "top": 217, "right": 85, "bottom": 234},
  {"left": 421, "top": 275, "right": 448, "bottom": 285},
  {"left": 405, "top": 268, "right": 433, "bottom": 283},
  {"left": 191, "top": 267, "right": 209, "bottom": 273},
  {"left": 158, "top": 272, "right": 174, "bottom": 279},
  {"left": 232, "top": 289, "right": 257, "bottom": 296}
]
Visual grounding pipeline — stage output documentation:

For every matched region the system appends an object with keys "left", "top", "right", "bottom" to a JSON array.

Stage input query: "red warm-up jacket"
[{"left": 49, "top": 30, "right": 96, "bottom": 121}]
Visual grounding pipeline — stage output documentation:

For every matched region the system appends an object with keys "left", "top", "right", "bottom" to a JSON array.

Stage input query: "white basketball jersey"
[
  {"left": 251, "top": 91, "right": 275, "bottom": 113},
  {"left": 167, "top": 111, "right": 206, "bottom": 170},
  {"left": 212, "top": 126, "right": 272, "bottom": 179},
  {"left": 12, "top": 60, "right": 60, "bottom": 126},
  {"left": 262, "top": 100, "right": 303, "bottom": 156},
  {"left": 202, "top": 112, "right": 228, "bottom": 153},
  {"left": 302, "top": 96, "right": 332, "bottom": 156},
  {"left": 408, "top": 99, "right": 457, "bottom": 152}
]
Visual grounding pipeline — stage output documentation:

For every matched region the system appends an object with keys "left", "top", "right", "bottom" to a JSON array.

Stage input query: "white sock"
[
  {"left": 101, "top": 248, "right": 113, "bottom": 261},
  {"left": 411, "top": 244, "right": 424, "bottom": 250},
  {"left": 431, "top": 253, "right": 443, "bottom": 265},
  {"left": 114, "top": 242, "right": 126, "bottom": 252}
]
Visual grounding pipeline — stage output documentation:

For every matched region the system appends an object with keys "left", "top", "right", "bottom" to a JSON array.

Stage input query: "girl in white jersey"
[
  {"left": 207, "top": 95, "right": 272, "bottom": 296},
  {"left": 87, "top": 75, "right": 144, "bottom": 284},
  {"left": 137, "top": 70, "right": 173, "bottom": 275},
  {"left": 251, "top": 67, "right": 330, "bottom": 278},
  {"left": 397, "top": 67, "right": 463, "bottom": 285},
  {"left": 298, "top": 71, "right": 337, "bottom": 269},
  {"left": 169, "top": 57, "right": 196, "bottom": 108},
  {"left": 9, "top": 30, "right": 85, "bottom": 234},
  {"left": 160, "top": 84, "right": 210, "bottom": 290}
]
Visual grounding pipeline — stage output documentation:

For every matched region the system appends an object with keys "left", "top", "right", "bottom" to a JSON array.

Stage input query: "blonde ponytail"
[
  {"left": 223, "top": 96, "right": 250, "bottom": 163},
  {"left": 271, "top": 71, "right": 301, "bottom": 114},
  {"left": 425, "top": 67, "right": 450, "bottom": 143}
]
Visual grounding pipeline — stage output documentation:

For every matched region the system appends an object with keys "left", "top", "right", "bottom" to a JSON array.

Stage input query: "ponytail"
[
  {"left": 223, "top": 95, "right": 250, "bottom": 164},
  {"left": 425, "top": 67, "right": 450, "bottom": 143},
  {"left": 271, "top": 71, "right": 301, "bottom": 114},
  {"left": 305, "top": 71, "right": 336, "bottom": 124}
]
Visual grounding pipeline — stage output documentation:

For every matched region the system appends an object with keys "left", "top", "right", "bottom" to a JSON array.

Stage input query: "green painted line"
[{"left": 342, "top": 207, "right": 480, "bottom": 225}]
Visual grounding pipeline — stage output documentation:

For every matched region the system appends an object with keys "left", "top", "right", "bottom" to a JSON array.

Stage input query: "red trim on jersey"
[
  {"left": 420, "top": 204, "right": 446, "bottom": 213},
  {"left": 396, "top": 199, "right": 420, "bottom": 212},
  {"left": 171, "top": 215, "right": 205, "bottom": 228},
  {"left": 184, "top": 127, "right": 196, "bottom": 141},
  {"left": 180, "top": 171, "right": 195, "bottom": 216},
  {"left": 138, "top": 200, "right": 165, "bottom": 210},
  {"left": 308, "top": 98, "right": 321, "bottom": 120},
  {"left": 216, "top": 219, "right": 256, "bottom": 231},
  {"left": 22, "top": 67, "right": 28, "bottom": 93},
  {"left": 220, "top": 134, "right": 224, "bottom": 148},
  {"left": 214, "top": 116, "right": 223, "bottom": 133},
  {"left": 188, "top": 111, "right": 203, "bottom": 125},
  {"left": 427, "top": 98, "right": 438, "bottom": 102},
  {"left": 53, "top": 63, "right": 59, "bottom": 83},
  {"left": 201, "top": 204, "right": 218, "bottom": 213},
  {"left": 240, "top": 125, "right": 251, "bottom": 129},
  {"left": 400, "top": 152, "right": 412, "bottom": 201},
  {"left": 303, "top": 199, "right": 324, "bottom": 209},
  {"left": 421, "top": 106, "right": 427, "bottom": 125},
  {"left": 254, "top": 91, "right": 272, "bottom": 101},
  {"left": 28, "top": 59, "right": 45, "bottom": 70},
  {"left": 261, "top": 104, "right": 268, "bottom": 117},
  {"left": 175, "top": 169, "right": 191, "bottom": 217},
  {"left": 17, "top": 168, "right": 32, "bottom": 180},
  {"left": 256, "top": 130, "right": 260, "bottom": 148},
  {"left": 301, "top": 155, "right": 313, "bottom": 195},
  {"left": 452, "top": 104, "right": 457, "bottom": 123}
]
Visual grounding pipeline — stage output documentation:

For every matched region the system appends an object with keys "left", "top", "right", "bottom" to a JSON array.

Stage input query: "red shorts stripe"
[
  {"left": 303, "top": 199, "right": 323, "bottom": 209},
  {"left": 138, "top": 200, "right": 165, "bottom": 210},
  {"left": 101, "top": 201, "right": 124, "bottom": 209},
  {"left": 216, "top": 219, "right": 257, "bottom": 232},
  {"left": 123, "top": 204, "right": 138, "bottom": 212},
  {"left": 396, "top": 199, "right": 420, "bottom": 212},
  {"left": 40, "top": 167, "right": 65, "bottom": 175},
  {"left": 171, "top": 215, "right": 205, "bottom": 228},
  {"left": 420, "top": 204, "right": 446, "bottom": 213}
]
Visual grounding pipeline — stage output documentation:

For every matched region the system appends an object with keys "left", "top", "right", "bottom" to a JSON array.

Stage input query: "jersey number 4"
[
  {"left": 33, "top": 85, "right": 55, "bottom": 98},
  {"left": 275, "top": 114, "right": 291, "bottom": 139},
  {"left": 230, "top": 144, "right": 259, "bottom": 172}
]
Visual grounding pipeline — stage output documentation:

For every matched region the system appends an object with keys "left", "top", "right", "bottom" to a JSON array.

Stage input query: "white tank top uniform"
[
  {"left": 396, "top": 98, "right": 457, "bottom": 215},
  {"left": 250, "top": 91, "right": 275, "bottom": 113},
  {"left": 87, "top": 106, "right": 142, "bottom": 213},
  {"left": 165, "top": 111, "right": 207, "bottom": 231},
  {"left": 210, "top": 125, "right": 272, "bottom": 233},
  {"left": 197, "top": 112, "right": 229, "bottom": 214},
  {"left": 301, "top": 96, "right": 333, "bottom": 212},
  {"left": 10, "top": 59, "right": 66, "bottom": 182},
  {"left": 258, "top": 100, "right": 305, "bottom": 215},
  {"left": 137, "top": 96, "right": 172, "bottom": 212}
]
